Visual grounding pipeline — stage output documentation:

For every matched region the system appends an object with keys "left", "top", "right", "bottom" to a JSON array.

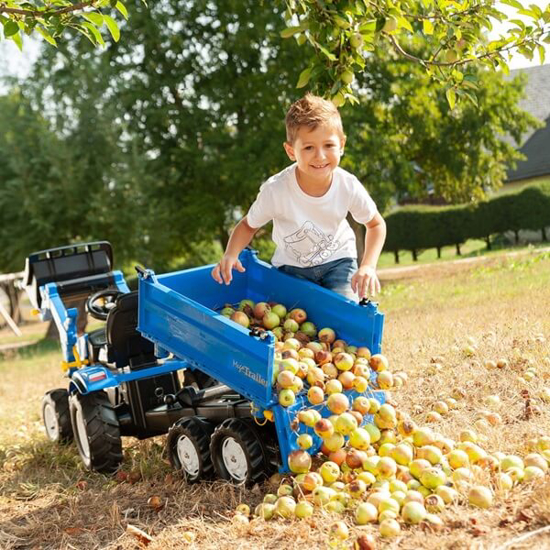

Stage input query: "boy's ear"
[
  {"left": 283, "top": 141, "right": 295, "bottom": 161},
  {"left": 340, "top": 136, "right": 347, "bottom": 155}
]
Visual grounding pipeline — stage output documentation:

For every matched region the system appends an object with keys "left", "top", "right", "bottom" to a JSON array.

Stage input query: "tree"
[
  {"left": 0, "top": 0, "right": 127, "bottom": 48},
  {"left": 282, "top": 0, "right": 550, "bottom": 107}
]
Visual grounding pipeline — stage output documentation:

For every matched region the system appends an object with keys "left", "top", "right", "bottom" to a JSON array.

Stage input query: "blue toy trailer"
[{"left": 137, "top": 248, "right": 385, "bottom": 484}]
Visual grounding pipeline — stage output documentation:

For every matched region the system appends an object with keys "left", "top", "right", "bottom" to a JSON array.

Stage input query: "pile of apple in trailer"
[
  {"left": 220, "top": 300, "right": 550, "bottom": 543},
  {"left": 220, "top": 299, "right": 401, "bottom": 409}
]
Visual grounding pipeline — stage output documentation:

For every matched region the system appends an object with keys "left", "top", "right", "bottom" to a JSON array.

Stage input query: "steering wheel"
[{"left": 86, "top": 289, "right": 124, "bottom": 321}]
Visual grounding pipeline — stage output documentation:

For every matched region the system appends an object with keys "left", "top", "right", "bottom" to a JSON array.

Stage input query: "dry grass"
[{"left": 1, "top": 250, "right": 550, "bottom": 549}]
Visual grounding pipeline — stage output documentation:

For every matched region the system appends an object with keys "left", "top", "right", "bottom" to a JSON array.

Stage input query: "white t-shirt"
[{"left": 247, "top": 164, "right": 378, "bottom": 268}]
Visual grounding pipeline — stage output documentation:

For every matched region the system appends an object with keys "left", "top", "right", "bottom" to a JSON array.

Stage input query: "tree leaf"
[
  {"left": 36, "top": 25, "right": 57, "bottom": 46},
  {"left": 116, "top": 1, "right": 128, "bottom": 20},
  {"left": 423, "top": 19, "right": 434, "bottom": 35},
  {"left": 296, "top": 67, "right": 312, "bottom": 88},
  {"left": 398, "top": 17, "right": 413, "bottom": 33},
  {"left": 103, "top": 14, "right": 120, "bottom": 42},
  {"left": 537, "top": 44, "right": 545, "bottom": 64},
  {"left": 3, "top": 20, "right": 20, "bottom": 38},
  {"left": 80, "top": 21, "right": 106, "bottom": 46},
  {"left": 446, "top": 88, "right": 456, "bottom": 109},
  {"left": 82, "top": 12, "right": 104, "bottom": 27},
  {"left": 280, "top": 26, "right": 302, "bottom": 38}
]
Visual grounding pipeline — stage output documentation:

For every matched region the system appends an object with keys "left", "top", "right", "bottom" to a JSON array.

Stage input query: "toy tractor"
[{"left": 26, "top": 243, "right": 385, "bottom": 483}]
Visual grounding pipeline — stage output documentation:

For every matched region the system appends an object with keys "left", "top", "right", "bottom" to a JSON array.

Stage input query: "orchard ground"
[{"left": 1, "top": 248, "right": 550, "bottom": 549}]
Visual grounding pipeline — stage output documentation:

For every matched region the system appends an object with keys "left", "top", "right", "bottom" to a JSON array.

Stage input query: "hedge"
[{"left": 384, "top": 182, "right": 550, "bottom": 262}]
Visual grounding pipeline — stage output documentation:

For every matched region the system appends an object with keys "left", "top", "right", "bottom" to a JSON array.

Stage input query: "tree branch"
[{"left": 0, "top": 1, "right": 96, "bottom": 18}]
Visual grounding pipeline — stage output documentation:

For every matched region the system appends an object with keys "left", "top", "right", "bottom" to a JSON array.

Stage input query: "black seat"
[{"left": 105, "top": 291, "right": 156, "bottom": 369}]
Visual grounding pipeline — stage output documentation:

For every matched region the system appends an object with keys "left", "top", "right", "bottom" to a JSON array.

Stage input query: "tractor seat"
[
  {"left": 105, "top": 291, "right": 156, "bottom": 369},
  {"left": 87, "top": 328, "right": 108, "bottom": 364}
]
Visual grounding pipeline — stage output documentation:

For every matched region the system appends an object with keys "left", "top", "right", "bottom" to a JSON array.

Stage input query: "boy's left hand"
[{"left": 351, "top": 265, "right": 381, "bottom": 298}]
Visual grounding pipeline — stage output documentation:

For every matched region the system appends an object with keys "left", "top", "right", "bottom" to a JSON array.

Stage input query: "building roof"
[{"left": 506, "top": 64, "right": 550, "bottom": 182}]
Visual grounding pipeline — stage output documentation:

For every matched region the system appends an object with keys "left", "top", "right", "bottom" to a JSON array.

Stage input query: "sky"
[{"left": 0, "top": 1, "right": 548, "bottom": 81}]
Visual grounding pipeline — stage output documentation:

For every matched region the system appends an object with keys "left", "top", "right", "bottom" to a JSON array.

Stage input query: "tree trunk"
[
  {"left": 456, "top": 243, "right": 461, "bottom": 256},
  {"left": 485, "top": 236, "right": 492, "bottom": 250},
  {"left": 436, "top": 247, "right": 441, "bottom": 259},
  {"left": 412, "top": 250, "right": 418, "bottom": 262},
  {"left": 394, "top": 250, "right": 399, "bottom": 264},
  {"left": 542, "top": 227, "right": 547, "bottom": 242},
  {"left": 514, "top": 230, "right": 520, "bottom": 244}
]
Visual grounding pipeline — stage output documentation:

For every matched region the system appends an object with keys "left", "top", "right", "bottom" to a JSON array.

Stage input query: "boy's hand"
[
  {"left": 351, "top": 265, "right": 381, "bottom": 298},
  {"left": 211, "top": 255, "right": 246, "bottom": 285}
]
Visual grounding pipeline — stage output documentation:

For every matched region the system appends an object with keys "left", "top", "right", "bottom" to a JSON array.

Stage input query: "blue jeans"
[{"left": 278, "top": 257, "right": 358, "bottom": 301}]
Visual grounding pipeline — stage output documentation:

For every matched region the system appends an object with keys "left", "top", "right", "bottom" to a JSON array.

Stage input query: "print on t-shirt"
[{"left": 283, "top": 221, "right": 341, "bottom": 267}]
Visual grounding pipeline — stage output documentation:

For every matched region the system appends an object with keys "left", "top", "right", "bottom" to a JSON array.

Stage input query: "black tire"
[
  {"left": 210, "top": 418, "right": 274, "bottom": 485},
  {"left": 42, "top": 389, "right": 73, "bottom": 443},
  {"left": 69, "top": 391, "right": 123, "bottom": 473},
  {"left": 166, "top": 417, "right": 214, "bottom": 482}
]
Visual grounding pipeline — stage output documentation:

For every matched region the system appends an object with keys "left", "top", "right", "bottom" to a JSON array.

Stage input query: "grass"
[{"left": 1, "top": 249, "right": 550, "bottom": 549}]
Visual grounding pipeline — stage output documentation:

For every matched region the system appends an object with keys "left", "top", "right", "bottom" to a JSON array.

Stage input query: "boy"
[{"left": 211, "top": 93, "right": 386, "bottom": 300}]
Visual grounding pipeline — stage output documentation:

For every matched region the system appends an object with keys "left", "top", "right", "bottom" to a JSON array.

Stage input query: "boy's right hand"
[{"left": 211, "top": 255, "right": 246, "bottom": 285}]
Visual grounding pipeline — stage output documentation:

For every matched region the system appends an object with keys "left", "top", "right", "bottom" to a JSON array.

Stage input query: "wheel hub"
[
  {"left": 176, "top": 435, "right": 200, "bottom": 477},
  {"left": 221, "top": 437, "right": 248, "bottom": 482},
  {"left": 43, "top": 403, "right": 59, "bottom": 440}
]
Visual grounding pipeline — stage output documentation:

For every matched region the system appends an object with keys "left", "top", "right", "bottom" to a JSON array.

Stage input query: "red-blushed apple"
[
  {"left": 307, "top": 386, "right": 324, "bottom": 405},
  {"left": 231, "top": 311, "right": 250, "bottom": 328},
  {"left": 289, "top": 308, "right": 307, "bottom": 324},
  {"left": 318, "top": 327, "right": 336, "bottom": 344},
  {"left": 338, "top": 371, "right": 355, "bottom": 390},
  {"left": 277, "top": 370, "right": 295, "bottom": 389},
  {"left": 327, "top": 392, "right": 350, "bottom": 414},
  {"left": 369, "top": 353, "right": 389, "bottom": 372},
  {"left": 253, "top": 302, "right": 270, "bottom": 319},
  {"left": 315, "top": 350, "right": 333, "bottom": 365},
  {"left": 314, "top": 418, "right": 334, "bottom": 439},
  {"left": 352, "top": 396, "right": 370, "bottom": 415}
]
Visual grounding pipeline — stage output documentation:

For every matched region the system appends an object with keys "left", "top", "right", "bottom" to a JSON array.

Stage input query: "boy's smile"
[{"left": 284, "top": 124, "right": 346, "bottom": 196}]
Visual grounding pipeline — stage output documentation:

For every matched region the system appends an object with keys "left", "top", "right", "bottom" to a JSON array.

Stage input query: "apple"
[
  {"left": 324, "top": 432, "right": 345, "bottom": 452},
  {"left": 325, "top": 379, "right": 343, "bottom": 395},
  {"left": 329, "top": 521, "right": 349, "bottom": 541},
  {"left": 337, "top": 371, "right": 355, "bottom": 390},
  {"left": 231, "top": 311, "right": 250, "bottom": 328},
  {"left": 335, "top": 412, "right": 358, "bottom": 436},
  {"left": 221, "top": 306, "right": 235, "bottom": 317},
  {"left": 278, "top": 389, "right": 295, "bottom": 407},
  {"left": 297, "top": 433, "right": 313, "bottom": 450},
  {"left": 377, "top": 371, "right": 394, "bottom": 389},
  {"left": 253, "top": 302, "right": 270, "bottom": 319},
  {"left": 318, "top": 327, "right": 336, "bottom": 344},
  {"left": 350, "top": 410, "right": 364, "bottom": 426},
  {"left": 320, "top": 461, "right": 341, "bottom": 484},
  {"left": 289, "top": 308, "right": 307, "bottom": 324},
  {"left": 283, "top": 318, "right": 299, "bottom": 333},
  {"left": 315, "top": 350, "right": 333, "bottom": 365},
  {"left": 314, "top": 418, "right": 334, "bottom": 439},
  {"left": 448, "top": 449, "right": 470, "bottom": 469},
  {"left": 376, "top": 457, "right": 397, "bottom": 478},
  {"left": 379, "top": 518, "right": 400, "bottom": 538},
  {"left": 397, "top": 419, "right": 417, "bottom": 437},
  {"left": 413, "top": 427, "right": 435, "bottom": 447},
  {"left": 501, "top": 454, "right": 524, "bottom": 472},
  {"left": 307, "top": 367, "right": 325, "bottom": 386},
  {"left": 420, "top": 467, "right": 446, "bottom": 490},
  {"left": 284, "top": 338, "right": 301, "bottom": 351},
  {"left": 271, "top": 304, "right": 286, "bottom": 319},
  {"left": 334, "top": 352, "right": 354, "bottom": 371},
  {"left": 364, "top": 423, "right": 381, "bottom": 444},
  {"left": 263, "top": 493, "right": 278, "bottom": 504},
  {"left": 524, "top": 465, "right": 545, "bottom": 481},
  {"left": 352, "top": 396, "right": 370, "bottom": 415},
  {"left": 274, "top": 496, "right": 296, "bottom": 518},
  {"left": 294, "top": 500, "right": 314, "bottom": 519},
  {"left": 277, "top": 370, "right": 295, "bottom": 388},
  {"left": 355, "top": 502, "right": 378, "bottom": 525},
  {"left": 391, "top": 443, "right": 414, "bottom": 466},
  {"left": 352, "top": 363, "right": 371, "bottom": 378},
  {"left": 369, "top": 354, "right": 389, "bottom": 372},
  {"left": 409, "top": 459, "right": 431, "bottom": 480},
  {"left": 327, "top": 392, "right": 350, "bottom": 414},
  {"left": 401, "top": 501, "right": 427, "bottom": 524},
  {"left": 300, "top": 322, "right": 317, "bottom": 338},
  {"left": 255, "top": 502, "right": 275, "bottom": 520},
  {"left": 322, "top": 363, "right": 339, "bottom": 379},
  {"left": 282, "top": 348, "right": 299, "bottom": 361},
  {"left": 524, "top": 453, "right": 548, "bottom": 472},
  {"left": 417, "top": 445, "right": 442, "bottom": 465},
  {"left": 281, "top": 358, "right": 299, "bottom": 374},
  {"left": 306, "top": 342, "right": 323, "bottom": 353},
  {"left": 468, "top": 486, "right": 493, "bottom": 509},
  {"left": 238, "top": 299, "right": 255, "bottom": 311}
]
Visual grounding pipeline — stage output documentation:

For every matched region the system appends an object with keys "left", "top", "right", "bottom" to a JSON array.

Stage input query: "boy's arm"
[
  {"left": 212, "top": 217, "right": 259, "bottom": 285},
  {"left": 351, "top": 212, "right": 387, "bottom": 298}
]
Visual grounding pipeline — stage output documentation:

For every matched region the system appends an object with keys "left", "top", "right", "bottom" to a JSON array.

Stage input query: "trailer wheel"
[
  {"left": 69, "top": 392, "right": 123, "bottom": 473},
  {"left": 167, "top": 417, "right": 213, "bottom": 482},
  {"left": 210, "top": 418, "right": 271, "bottom": 485},
  {"left": 42, "top": 389, "right": 73, "bottom": 443}
]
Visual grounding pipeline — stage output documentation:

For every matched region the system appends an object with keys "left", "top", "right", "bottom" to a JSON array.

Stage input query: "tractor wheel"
[
  {"left": 166, "top": 417, "right": 214, "bottom": 482},
  {"left": 210, "top": 418, "right": 274, "bottom": 485},
  {"left": 69, "top": 391, "right": 123, "bottom": 473},
  {"left": 42, "top": 389, "right": 73, "bottom": 443}
]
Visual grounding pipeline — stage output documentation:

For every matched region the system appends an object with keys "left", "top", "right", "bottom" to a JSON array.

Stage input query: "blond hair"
[{"left": 285, "top": 93, "right": 345, "bottom": 144}]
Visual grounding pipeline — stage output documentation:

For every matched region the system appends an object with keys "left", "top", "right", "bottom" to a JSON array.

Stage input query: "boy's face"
[{"left": 284, "top": 124, "right": 345, "bottom": 185}]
